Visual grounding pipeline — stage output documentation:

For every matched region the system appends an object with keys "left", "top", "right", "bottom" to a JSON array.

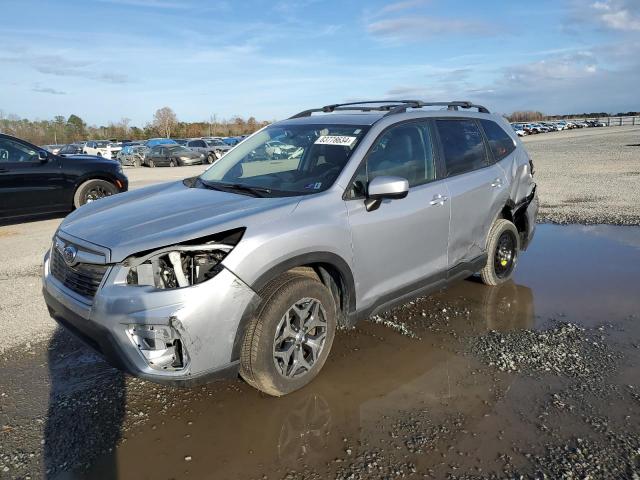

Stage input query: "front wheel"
[
  {"left": 240, "top": 273, "right": 337, "bottom": 396},
  {"left": 148, "top": 159, "right": 155, "bottom": 168},
  {"left": 169, "top": 158, "right": 176, "bottom": 167},
  {"left": 480, "top": 219, "right": 520, "bottom": 286},
  {"left": 73, "top": 179, "right": 118, "bottom": 208},
  {"left": 207, "top": 153, "right": 215, "bottom": 164}
]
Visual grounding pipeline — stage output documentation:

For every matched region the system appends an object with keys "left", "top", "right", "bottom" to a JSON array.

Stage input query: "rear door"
[
  {"left": 345, "top": 120, "right": 450, "bottom": 309},
  {"left": 0, "top": 137, "right": 67, "bottom": 217},
  {"left": 434, "top": 118, "right": 509, "bottom": 268}
]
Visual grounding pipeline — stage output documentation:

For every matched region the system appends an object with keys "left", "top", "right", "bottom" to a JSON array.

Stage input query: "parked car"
[
  {"left": 183, "top": 138, "right": 230, "bottom": 164},
  {"left": 108, "top": 142, "right": 122, "bottom": 159},
  {"left": 510, "top": 124, "right": 526, "bottom": 136},
  {"left": 0, "top": 133, "right": 128, "bottom": 220},
  {"left": 223, "top": 137, "right": 242, "bottom": 146},
  {"left": 43, "top": 144, "right": 64, "bottom": 154},
  {"left": 144, "top": 144, "right": 205, "bottom": 167},
  {"left": 57, "top": 143, "right": 85, "bottom": 155},
  {"left": 205, "top": 138, "right": 232, "bottom": 160},
  {"left": 145, "top": 138, "right": 178, "bottom": 148},
  {"left": 83, "top": 140, "right": 111, "bottom": 157},
  {"left": 117, "top": 145, "right": 146, "bottom": 167},
  {"left": 41, "top": 100, "right": 537, "bottom": 396}
]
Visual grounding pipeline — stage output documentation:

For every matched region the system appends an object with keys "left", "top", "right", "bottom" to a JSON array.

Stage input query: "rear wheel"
[
  {"left": 240, "top": 273, "right": 337, "bottom": 396},
  {"left": 480, "top": 219, "right": 520, "bottom": 286},
  {"left": 73, "top": 179, "right": 118, "bottom": 208}
]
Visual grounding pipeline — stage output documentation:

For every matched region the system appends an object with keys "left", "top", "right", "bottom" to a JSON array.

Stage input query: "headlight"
[{"left": 124, "top": 228, "right": 244, "bottom": 289}]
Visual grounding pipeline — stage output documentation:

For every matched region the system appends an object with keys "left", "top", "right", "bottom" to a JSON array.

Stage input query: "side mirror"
[
  {"left": 365, "top": 176, "right": 409, "bottom": 212},
  {"left": 38, "top": 151, "right": 49, "bottom": 162}
]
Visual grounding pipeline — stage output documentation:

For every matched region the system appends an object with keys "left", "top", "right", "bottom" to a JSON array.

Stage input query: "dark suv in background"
[{"left": 0, "top": 133, "right": 128, "bottom": 221}]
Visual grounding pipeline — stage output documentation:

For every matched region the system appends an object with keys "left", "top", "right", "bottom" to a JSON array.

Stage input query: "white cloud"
[{"left": 367, "top": 16, "right": 493, "bottom": 41}]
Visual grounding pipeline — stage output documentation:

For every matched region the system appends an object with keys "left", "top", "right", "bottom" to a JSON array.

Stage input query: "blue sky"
[{"left": 1, "top": 0, "right": 638, "bottom": 126}]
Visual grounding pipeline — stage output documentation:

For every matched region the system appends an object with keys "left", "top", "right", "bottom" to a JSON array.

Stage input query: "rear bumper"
[{"left": 42, "top": 249, "right": 258, "bottom": 386}]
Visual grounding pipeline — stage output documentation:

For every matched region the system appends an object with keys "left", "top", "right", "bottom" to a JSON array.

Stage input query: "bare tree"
[{"left": 153, "top": 107, "right": 178, "bottom": 138}]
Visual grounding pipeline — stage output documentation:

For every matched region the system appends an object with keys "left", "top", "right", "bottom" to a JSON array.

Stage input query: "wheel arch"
[
  {"left": 72, "top": 172, "right": 121, "bottom": 206},
  {"left": 230, "top": 251, "right": 356, "bottom": 362},
  {"left": 498, "top": 198, "right": 533, "bottom": 250}
]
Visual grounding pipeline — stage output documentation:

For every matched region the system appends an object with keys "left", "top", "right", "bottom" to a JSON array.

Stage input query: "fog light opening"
[{"left": 127, "top": 325, "right": 188, "bottom": 371}]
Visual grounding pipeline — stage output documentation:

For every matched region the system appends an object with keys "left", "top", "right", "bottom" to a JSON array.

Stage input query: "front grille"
[{"left": 50, "top": 248, "right": 109, "bottom": 299}]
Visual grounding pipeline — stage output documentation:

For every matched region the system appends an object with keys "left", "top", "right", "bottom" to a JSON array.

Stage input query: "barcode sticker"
[{"left": 314, "top": 135, "right": 357, "bottom": 147}]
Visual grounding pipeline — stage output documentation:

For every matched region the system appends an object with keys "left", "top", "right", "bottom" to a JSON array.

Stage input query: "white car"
[
  {"left": 83, "top": 140, "right": 112, "bottom": 157},
  {"left": 510, "top": 124, "right": 526, "bottom": 136}
]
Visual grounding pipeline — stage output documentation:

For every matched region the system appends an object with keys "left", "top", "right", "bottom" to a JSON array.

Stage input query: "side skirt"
[{"left": 348, "top": 253, "right": 487, "bottom": 324}]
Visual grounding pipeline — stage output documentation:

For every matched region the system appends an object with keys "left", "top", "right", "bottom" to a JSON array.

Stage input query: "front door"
[
  {"left": 0, "top": 137, "right": 66, "bottom": 218},
  {"left": 345, "top": 121, "right": 450, "bottom": 309}
]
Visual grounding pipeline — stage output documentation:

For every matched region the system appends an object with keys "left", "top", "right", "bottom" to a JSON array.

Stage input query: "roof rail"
[{"left": 289, "top": 100, "right": 489, "bottom": 119}]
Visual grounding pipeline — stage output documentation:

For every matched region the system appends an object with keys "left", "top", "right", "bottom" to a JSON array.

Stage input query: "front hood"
[
  {"left": 62, "top": 154, "right": 119, "bottom": 166},
  {"left": 180, "top": 152, "right": 201, "bottom": 159},
  {"left": 59, "top": 181, "right": 300, "bottom": 262}
]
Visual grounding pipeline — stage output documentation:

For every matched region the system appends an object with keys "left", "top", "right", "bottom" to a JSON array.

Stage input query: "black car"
[
  {"left": 57, "top": 143, "right": 85, "bottom": 155},
  {"left": 0, "top": 133, "right": 128, "bottom": 221}
]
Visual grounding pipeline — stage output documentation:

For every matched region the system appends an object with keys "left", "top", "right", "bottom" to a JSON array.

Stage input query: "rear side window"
[
  {"left": 436, "top": 119, "right": 487, "bottom": 176},
  {"left": 480, "top": 120, "right": 516, "bottom": 161}
]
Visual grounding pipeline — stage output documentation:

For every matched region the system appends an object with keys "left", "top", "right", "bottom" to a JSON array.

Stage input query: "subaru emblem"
[{"left": 62, "top": 245, "right": 78, "bottom": 265}]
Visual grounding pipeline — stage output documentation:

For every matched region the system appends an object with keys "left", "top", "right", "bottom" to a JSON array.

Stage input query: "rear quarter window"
[{"left": 480, "top": 120, "right": 516, "bottom": 161}]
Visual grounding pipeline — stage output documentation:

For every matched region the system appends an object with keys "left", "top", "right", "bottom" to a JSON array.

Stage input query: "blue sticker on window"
[{"left": 305, "top": 182, "right": 322, "bottom": 190}]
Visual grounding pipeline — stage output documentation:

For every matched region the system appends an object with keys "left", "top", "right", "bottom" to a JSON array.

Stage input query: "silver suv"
[{"left": 42, "top": 100, "right": 538, "bottom": 396}]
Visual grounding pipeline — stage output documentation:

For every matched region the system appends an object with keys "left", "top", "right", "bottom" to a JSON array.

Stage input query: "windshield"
[
  {"left": 95, "top": 141, "right": 109, "bottom": 148},
  {"left": 199, "top": 124, "right": 368, "bottom": 196}
]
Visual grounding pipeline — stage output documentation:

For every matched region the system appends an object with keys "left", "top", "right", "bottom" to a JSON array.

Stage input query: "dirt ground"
[
  {"left": 522, "top": 126, "right": 640, "bottom": 225},
  {"left": 1, "top": 129, "right": 639, "bottom": 479}
]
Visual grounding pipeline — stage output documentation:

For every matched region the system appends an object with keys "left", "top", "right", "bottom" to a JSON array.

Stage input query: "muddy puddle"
[{"left": 1, "top": 224, "right": 639, "bottom": 479}]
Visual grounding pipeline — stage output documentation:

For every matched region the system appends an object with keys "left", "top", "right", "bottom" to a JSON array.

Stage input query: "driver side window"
[
  {"left": 0, "top": 138, "right": 39, "bottom": 163},
  {"left": 347, "top": 122, "right": 435, "bottom": 199}
]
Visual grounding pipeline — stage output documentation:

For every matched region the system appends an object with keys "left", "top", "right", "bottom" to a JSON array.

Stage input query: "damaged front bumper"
[{"left": 42, "top": 249, "right": 259, "bottom": 386}]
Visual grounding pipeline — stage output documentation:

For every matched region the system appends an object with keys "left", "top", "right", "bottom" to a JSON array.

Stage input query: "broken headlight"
[{"left": 124, "top": 228, "right": 244, "bottom": 289}]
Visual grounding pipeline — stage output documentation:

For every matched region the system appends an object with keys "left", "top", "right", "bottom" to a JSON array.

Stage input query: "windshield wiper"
[{"left": 199, "top": 179, "right": 271, "bottom": 197}]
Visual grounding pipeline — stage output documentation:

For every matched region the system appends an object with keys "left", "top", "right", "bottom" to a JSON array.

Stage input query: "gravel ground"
[{"left": 522, "top": 126, "right": 640, "bottom": 225}]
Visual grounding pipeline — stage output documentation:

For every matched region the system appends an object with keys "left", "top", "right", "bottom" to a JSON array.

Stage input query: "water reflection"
[{"left": 79, "top": 279, "right": 535, "bottom": 479}]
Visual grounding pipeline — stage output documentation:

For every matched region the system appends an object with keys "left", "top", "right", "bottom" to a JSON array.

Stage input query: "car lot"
[{"left": 1, "top": 126, "right": 639, "bottom": 478}]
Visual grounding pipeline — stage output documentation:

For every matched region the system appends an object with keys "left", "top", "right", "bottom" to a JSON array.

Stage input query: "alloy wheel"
[{"left": 273, "top": 298, "right": 327, "bottom": 379}]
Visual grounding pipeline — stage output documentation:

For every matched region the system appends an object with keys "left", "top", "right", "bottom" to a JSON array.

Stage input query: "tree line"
[{"left": 0, "top": 107, "right": 271, "bottom": 146}]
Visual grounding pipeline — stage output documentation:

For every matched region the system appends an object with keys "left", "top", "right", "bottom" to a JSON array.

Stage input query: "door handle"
[
  {"left": 430, "top": 194, "right": 449, "bottom": 206},
  {"left": 491, "top": 178, "right": 503, "bottom": 188}
]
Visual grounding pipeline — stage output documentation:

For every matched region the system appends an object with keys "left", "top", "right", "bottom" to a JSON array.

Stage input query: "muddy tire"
[
  {"left": 240, "top": 273, "right": 336, "bottom": 396},
  {"left": 480, "top": 219, "right": 520, "bottom": 286},
  {"left": 73, "top": 179, "right": 118, "bottom": 208}
]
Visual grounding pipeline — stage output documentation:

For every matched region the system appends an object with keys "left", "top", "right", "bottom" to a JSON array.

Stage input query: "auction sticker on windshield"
[{"left": 314, "top": 135, "right": 357, "bottom": 147}]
